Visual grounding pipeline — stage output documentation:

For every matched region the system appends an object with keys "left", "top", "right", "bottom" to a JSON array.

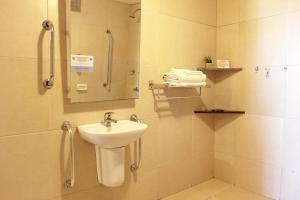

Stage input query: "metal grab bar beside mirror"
[
  {"left": 67, "top": 0, "right": 141, "bottom": 103},
  {"left": 103, "top": 29, "right": 113, "bottom": 91},
  {"left": 42, "top": 19, "right": 55, "bottom": 89}
]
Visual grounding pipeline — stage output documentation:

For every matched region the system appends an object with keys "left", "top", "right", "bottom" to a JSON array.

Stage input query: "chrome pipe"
[
  {"left": 42, "top": 20, "right": 55, "bottom": 89},
  {"left": 103, "top": 29, "right": 113, "bottom": 91},
  {"left": 62, "top": 121, "right": 75, "bottom": 188}
]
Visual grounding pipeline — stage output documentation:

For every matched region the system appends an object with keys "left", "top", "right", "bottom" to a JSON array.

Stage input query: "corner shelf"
[
  {"left": 198, "top": 67, "right": 242, "bottom": 72},
  {"left": 194, "top": 109, "right": 245, "bottom": 114}
]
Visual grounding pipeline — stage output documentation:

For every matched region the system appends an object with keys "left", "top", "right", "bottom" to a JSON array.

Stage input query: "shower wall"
[
  {"left": 215, "top": 0, "right": 300, "bottom": 199},
  {"left": 0, "top": 0, "right": 216, "bottom": 200}
]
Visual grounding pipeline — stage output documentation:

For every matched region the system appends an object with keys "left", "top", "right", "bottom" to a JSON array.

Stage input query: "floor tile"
[
  {"left": 192, "top": 179, "right": 231, "bottom": 196},
  {"left": 162, "top": 179, "right": 272, "bottom": 200},
  {"left": 215, "top": 187, "right": 271, "bottom": 200},
  {"left": 163, "top": 188, "right": 212, "bottom": 200}
]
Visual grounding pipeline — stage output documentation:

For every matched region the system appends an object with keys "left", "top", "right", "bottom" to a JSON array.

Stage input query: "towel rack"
[
  {"left": 62, "top": 121, "right": 75, "bottom": 188},
  {"left": 149, "top": 80, "right": 210, "bottom": 100}
]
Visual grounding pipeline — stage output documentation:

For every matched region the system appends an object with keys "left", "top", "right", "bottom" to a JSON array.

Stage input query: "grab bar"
[
  {"left": 42, "top": 20, "right": 55, "bottom": 89},
  {"left": 103, "top": 29, "right": 113, "bottom": 91},
  {"left": 131, "top": 138, "right": 142, "bottom": 172},
  {"left": 62, "top": 121, "right": 75, "bottom": 188},
  {"left": 130, "top": 115, "right": 142, "bottom": 172}
]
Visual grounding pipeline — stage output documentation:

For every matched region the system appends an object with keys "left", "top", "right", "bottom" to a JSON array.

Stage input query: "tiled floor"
[{"left": 162, "top": 179, "right": 272, "bottom": 200}]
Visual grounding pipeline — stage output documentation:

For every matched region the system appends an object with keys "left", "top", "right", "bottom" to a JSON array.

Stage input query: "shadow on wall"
[
  {"left": 152, "top": 88, "right": 208, "bottom": 118},
  {"left": 214, "top": 114, "right": 242, "bottom": 130}
]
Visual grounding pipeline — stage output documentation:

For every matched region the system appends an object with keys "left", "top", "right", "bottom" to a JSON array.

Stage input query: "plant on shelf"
[{"left": 203, "top": 56, "right": 213, "bottom": 68}]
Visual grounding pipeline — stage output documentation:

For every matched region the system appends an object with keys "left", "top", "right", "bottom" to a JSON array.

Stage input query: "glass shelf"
[
  {"left": 194, "top": 109, "right": 245, "bottom": 114},
  {"left": 198, "top": 67, "right": 242, "bottom": 72}
]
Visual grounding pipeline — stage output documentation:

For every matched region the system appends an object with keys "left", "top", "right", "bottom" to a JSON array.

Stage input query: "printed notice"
[{"left": 71, "top": 55, "right": 94, "bottom": 72}]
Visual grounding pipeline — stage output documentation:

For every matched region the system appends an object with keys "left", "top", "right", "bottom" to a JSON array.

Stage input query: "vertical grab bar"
[
  {"left": 130, "top": 114, "right": 142, "bottom": 172},
  {"left": 103, "top": 29, "right": 113, "bottom": 91},
  {"left": 130, "top": 138, "right": 142, "bottom": 172},
  {"left": 42, "top": 20, "right": 55, "bottom": 89},
  {"left": 62, "top": 121, "right": 75, "bottom": 188}
]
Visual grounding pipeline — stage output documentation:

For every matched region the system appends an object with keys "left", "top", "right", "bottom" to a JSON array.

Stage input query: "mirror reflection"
[{"left": 68, "top": 0, "right": 141, "bottom": 103}]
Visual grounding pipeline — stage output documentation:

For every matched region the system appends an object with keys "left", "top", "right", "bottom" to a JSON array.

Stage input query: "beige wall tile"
[
  {"left": 282, "top": 117, "right": 300, "bottom": 171},
  {"left": 192, "top": 153, "right": 214, "bottom": 186},
  {"left": 287, "top": 0, "right": 300, "bottom": 12},
  {"left": 240, "top": 0, "right": 286, "bottom": 21},
  {"left": 157, "top": 0, "right": 217, "bottom": 26},
  {"left": 240, "top": 15, "right": 286, "bottom": 67},
  {"left": 217, "top": 24, "right": 240, "bottom": 67},
  {"left": 243, "top": 67, "right": 286, "bottom": 117},
  {"left": 155, "top": 14, "right": 216, "bottom": 71},
  {"left": 235, "top": 157, "right": 281, "bottom": 199},
  {"left": 214, "top": 115, "right": 241, "bottom": 155},
  {"left": 112, "top": 169, "right": 158, "bottom": 200},
  {"left": 214, "top": 152, "right": 236, "bottom": 184},
  {"left": 158, "top": 113, "right": 193, "bottom": 164},
  {"left": 217, "top": 0, "right": 240, "bottom": 26},
  {"left": 0, "top": 131, "right": 79, "bottom": 200},
  {"left": 280, "top": 169, "right": 300, "bottom": 200},
  {"left": 236, "top": 115, "right": 283, "bottom": 165},
  {"left": 192, "top": 115, "right": 214, "bottom": 156},
  {"left": 158, "top": 158, "right": 193, "bottom": 199},
  {"left": 0, "top": 0, "right": 48, "bottom": 58},
  {"left": 286, "top": 12, "right": 300, "bottom": 66},
  {"left": 0, "top": 58, "right": 50, "bottom": 136},
  {"left": 285, "top": 67, "right": 300, "bottom": 117}
]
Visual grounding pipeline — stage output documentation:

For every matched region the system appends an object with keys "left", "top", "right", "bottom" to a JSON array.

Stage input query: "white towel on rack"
[
  {"left": 170, "top": 68, "right": 203, "bottom": 75},
  {"left": 163, "top": 73, "right": 207, "bottom": 83}
]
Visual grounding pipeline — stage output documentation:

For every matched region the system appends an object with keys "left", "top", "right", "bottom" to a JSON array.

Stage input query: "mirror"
[{"left": 68, "top": 0, "right": 141, "bottom": 103}]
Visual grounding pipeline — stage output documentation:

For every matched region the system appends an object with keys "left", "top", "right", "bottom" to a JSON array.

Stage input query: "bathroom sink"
[{"left": 78, "top": 120, "right": 148, "bottom": 148}]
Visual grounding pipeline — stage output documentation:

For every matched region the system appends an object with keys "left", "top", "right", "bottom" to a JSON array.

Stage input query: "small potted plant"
[{"left": 203, "top": 56, "right": 213, "bottom": 68}]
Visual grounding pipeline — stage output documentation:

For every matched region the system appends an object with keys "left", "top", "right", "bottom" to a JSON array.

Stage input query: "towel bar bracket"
[{"left": 148, "top": 80, "right": 208, "bottom": 100}]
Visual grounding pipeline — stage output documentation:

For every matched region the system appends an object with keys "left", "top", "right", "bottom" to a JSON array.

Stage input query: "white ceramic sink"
[{"left": 78, "top": 120, "right": 148, "bottom": 148}]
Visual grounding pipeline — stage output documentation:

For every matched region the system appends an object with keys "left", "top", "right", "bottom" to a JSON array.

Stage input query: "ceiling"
[{"left": 114, "top": 0, "right": 141, "bottom": 5}]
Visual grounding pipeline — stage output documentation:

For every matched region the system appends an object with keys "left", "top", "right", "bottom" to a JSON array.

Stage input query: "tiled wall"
[
  {"left": 215, "top": 0, "right": 300, "bottom": 199},
  {"left": 0, "top": 0, "right": 216, "bottom": 200}
]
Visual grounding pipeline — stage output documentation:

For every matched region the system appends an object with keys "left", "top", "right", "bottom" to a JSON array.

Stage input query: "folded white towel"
[
  {"left": 170, "top": 68, "right": 203, "bottom": 75},
  {"left": 163, "top": 73, "right": 207, "bottom": 83},
  {"left": 164, "top": 82, "right": 207, "bottom": 87}
]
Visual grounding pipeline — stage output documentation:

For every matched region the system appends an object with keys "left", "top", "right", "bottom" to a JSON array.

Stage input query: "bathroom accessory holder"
[
  {"left": 42, "top": 19, "right": 55, "bottom": 89},
  {"left": 149, "top": 80, "right": 209, "bottom": 101},
  {"left": 62, "top": 121, "right": 75, "bottom": 189}
]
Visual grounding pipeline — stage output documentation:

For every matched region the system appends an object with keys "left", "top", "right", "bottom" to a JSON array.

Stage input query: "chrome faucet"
[
  {"left": 130, "top": 114, "right": 140, "bottom": 123},
  {"left": 103, "top": 112, "right": 117, "bottom": 127}
]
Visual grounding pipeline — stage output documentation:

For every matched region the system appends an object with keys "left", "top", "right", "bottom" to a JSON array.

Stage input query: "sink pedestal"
[{"left": 95, "top": 146, "right": 125, "bottom": 187}]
